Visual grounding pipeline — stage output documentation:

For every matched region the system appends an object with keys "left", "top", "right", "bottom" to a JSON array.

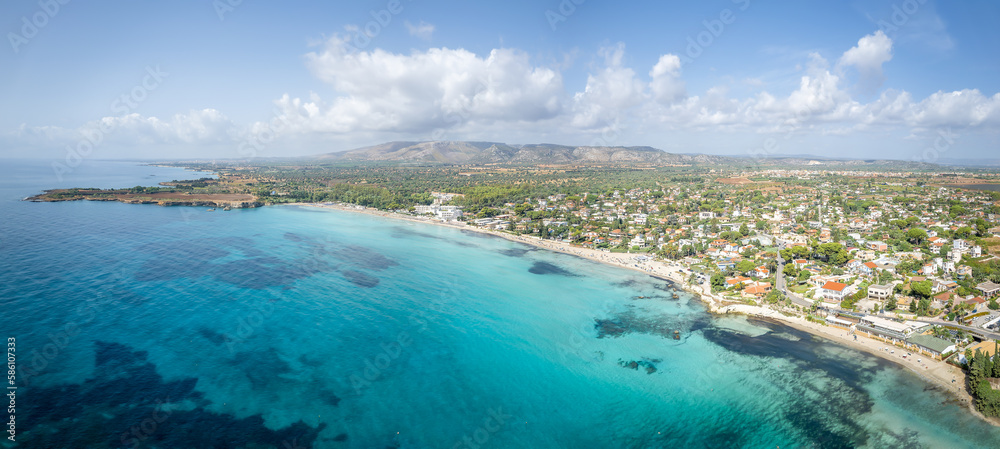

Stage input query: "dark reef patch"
[
  {"left": 595, "top": 319, "right": 627, "bottom": 338},
  {"left": 703, "top": 318, "right": 880, "bottom": 392},
  {"left": 343, "top": 270, "right": 380, "bottom": 288},
  {"left": 701, "top": 430, "right": 747, "bottom": 449},
  {"left": 17, "top": 341, "right": 326, "bottom": 448},
  {"left": 213, "top": 256, "right": 333, "bottom": 289},
  {"left": 528, "top": 261, "right": 578, "bottom": 276},
  {"left": 318, "top": 388, "right": 342, "bottom": 407},
  {"left": 137, "top": 235, "right": 397, "bottom": 290},
  {"left": 783, "top": 406, "right": 866, "bottom": 449},
  {"left": 618, "top": 358, "right": 661, "bottom": 374},
  {"left": 134, "top": 236, "right": 336, "bottom": 289},
  {"left": 337, "top": 245, "right": 399, "bottom": 270},
  {"left": 136, "top": 239, "right": 231, "bottom": 262},
  {"left": 652, "top": 282, "right": 680, "bottom": 293},
  {"left": 392, "top": 226, "right": 443, "bottom": 240},
  {"left": 283, "top": 232, "right": 307, "bottom": 242},
  {"left": 299, "top": 353, "right": 326, "bottom": 368},
  {"left": 499, "top": 247, "right": 536, "bottom": 257},
  {"left": 230, "top": 347, "right": 294, "bottom": 389},
  {"left": 613, "top": 279, "right": 640, "bottom": 288},
  {"left": 701, "top": 319, "right": 879, "bottom": 447},
  {"left": 134, "top": 257, "right": 211, "bottom": 282},
  {"left": 595, "top": 309, "right": 704, "bottom": 339},
  {"left": 198, "top": 327, "right": 226, "bottom": 345}
]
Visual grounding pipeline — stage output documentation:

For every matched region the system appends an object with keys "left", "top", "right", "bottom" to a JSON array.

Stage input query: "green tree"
[
  {"left": 783, "top": 263, "right": 797, "bottom": 277},
  {"left": 477, "top": 207, "right": 500, "bottom": 218},
  {"left": 990, "top": 299, "right": 999, "bottom": 311},
  {"left": 710, "top": 273, "right": 726, "bottom": 292},
  {"left": 917, "top": 298, "right": 932, "bottom": 316},
  {"left": 792, "top": 246, "right": 810, "bottom": 259},
  {"left": 911, "top": 280, "right": 933, "bottom": 299},
  {"left": 907, "top": 228, "right": 928, "bottom": 244},
  {"left": 736, "top": 260, "right": 755, "bottom": 275},
  {"left": 514, "top": 203, "right": 533, "bottom": 216}
]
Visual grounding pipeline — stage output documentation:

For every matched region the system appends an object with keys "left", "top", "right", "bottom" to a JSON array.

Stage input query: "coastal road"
[
  {"left": 776, "top": 255, "right": 813, "bottom": 308},
  {"left": 775, "top": 250, "right": 1000, "bottom": 342},
  {"left": 910, "top": 319, "right": 1000, "bottom": 341}
]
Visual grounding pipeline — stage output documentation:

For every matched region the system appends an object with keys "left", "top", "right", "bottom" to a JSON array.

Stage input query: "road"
[
  {"left": 910, "top": 319, "right": 1000, "bottom": 341},
  {"left": 773, "top": 243, "right": 1000, "bottom": 342},
  {"left": 776, "top": 254, "right": 813, "bottom": 308}
]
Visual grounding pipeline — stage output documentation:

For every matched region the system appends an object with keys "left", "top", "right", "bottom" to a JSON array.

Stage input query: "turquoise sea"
[{"left": 2, "top": 160, "right": 1000, "bottom": 448}]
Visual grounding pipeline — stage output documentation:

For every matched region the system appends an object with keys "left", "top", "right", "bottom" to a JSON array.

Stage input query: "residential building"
[
  {"left": 977, "top": 281, "right": 1000, "bottom": 298},
  {"left": 905, "top": 333, "right": 956, "bottom": 359},
  {"left": 820, "top": 281, "right": 851, "bottom": 302},
  {"left": 868, "top": 284, "right": 892, "bottom": 301},
  {"left": 743, "top": 282, "right": 772, "bottom": 298},
  {"left": 857, "top": 316, "right": 917, "bottom": 343}
]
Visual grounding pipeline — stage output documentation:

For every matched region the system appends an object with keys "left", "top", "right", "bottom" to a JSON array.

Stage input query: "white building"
[
  {"left": 414, "top": 205, "right": 437, "bottom": 215},
  {"left": 819, "top": 281, "right": 852, "bottom": 302},
  {"left": 414, "top": 204, "right": 463, "bottom": 221}
]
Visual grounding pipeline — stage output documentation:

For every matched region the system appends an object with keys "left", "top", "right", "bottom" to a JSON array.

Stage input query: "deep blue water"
[{"left": 2, "top": 159, "right": 1000, "bottom": 448}]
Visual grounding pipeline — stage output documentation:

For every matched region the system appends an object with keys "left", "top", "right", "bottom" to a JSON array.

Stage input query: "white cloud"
[
  {"left": 909, "top": 89, "right": 1000, "bottom": 128},
  {"left": 7, "top": 32, "right": 997, "bottom": 159},
  {"left": 7, "top": 109, "right": 241, "bottom": 158},
  {"left": 649, "top": 54, "right": 686, "bottom": 104},
  {"left": 570, "top": 43, "right": 646, "bottom": 128},
  {"left": 405, "top": 20, "right": 435, "bottom": 40},
  {"left": 838, "top": 30, "right": 893, "bottom": 94},
  {"left": 279, "top": 35, "right": 564, "bottom": 137}
]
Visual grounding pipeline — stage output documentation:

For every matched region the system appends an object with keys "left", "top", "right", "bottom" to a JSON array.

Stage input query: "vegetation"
[{"left": 966, "top": 344, "right": 1000, "bottom": 418}]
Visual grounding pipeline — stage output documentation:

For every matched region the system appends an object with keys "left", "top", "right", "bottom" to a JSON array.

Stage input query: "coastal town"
[
  {"left": 32, "top": 160, "right": 1000, "bottom": 421},
  {"left": 9, "top": 0, "right": 1000, "bottom": 445},
  {"left": 346, "top": 167, "right": 1000, "bottom": 419}
]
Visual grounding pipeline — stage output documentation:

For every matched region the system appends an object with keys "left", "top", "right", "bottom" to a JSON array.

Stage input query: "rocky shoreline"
[{"left": 24, "top": 189, "right": 263, "bottom": 209}]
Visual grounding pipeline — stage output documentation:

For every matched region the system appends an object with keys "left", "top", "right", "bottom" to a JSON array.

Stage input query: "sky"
[{"left": 1, "top": 0, "right": 998, "bottom": 163}]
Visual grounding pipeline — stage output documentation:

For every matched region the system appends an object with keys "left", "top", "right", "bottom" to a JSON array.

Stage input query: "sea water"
[{"left": 2, "top": 160, "right": 999, "bottom": 448}]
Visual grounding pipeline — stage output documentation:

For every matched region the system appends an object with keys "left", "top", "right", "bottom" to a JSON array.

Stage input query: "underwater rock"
[
  {"left": 618, "top": 358, "right": 660, "bottom": 374},
  {"left": 528, "top": 261, "right": 578, "bottom": 276}
]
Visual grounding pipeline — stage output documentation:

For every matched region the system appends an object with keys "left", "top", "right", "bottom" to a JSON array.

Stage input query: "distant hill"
[{"left": 313, "top": 141, "right": 938, "bottom": 169}]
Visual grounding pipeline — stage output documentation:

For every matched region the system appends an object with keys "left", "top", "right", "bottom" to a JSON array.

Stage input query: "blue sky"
[{"left": 1, "top": 0, "right": 998, "bottom": 162}]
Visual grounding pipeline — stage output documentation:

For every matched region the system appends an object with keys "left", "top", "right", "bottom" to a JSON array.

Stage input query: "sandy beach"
[{"left": 292, "top": 202, "right": 998, "bottom": 425}]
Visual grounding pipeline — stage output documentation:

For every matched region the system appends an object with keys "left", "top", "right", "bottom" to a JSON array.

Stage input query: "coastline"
[{"left": 289, "top": 202, "right": 998, "bottom": 426}]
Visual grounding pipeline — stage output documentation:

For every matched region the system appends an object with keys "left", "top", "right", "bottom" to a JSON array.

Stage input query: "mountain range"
[{"left": 313, "top": 141, "right": 937, "bottom": 168}]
